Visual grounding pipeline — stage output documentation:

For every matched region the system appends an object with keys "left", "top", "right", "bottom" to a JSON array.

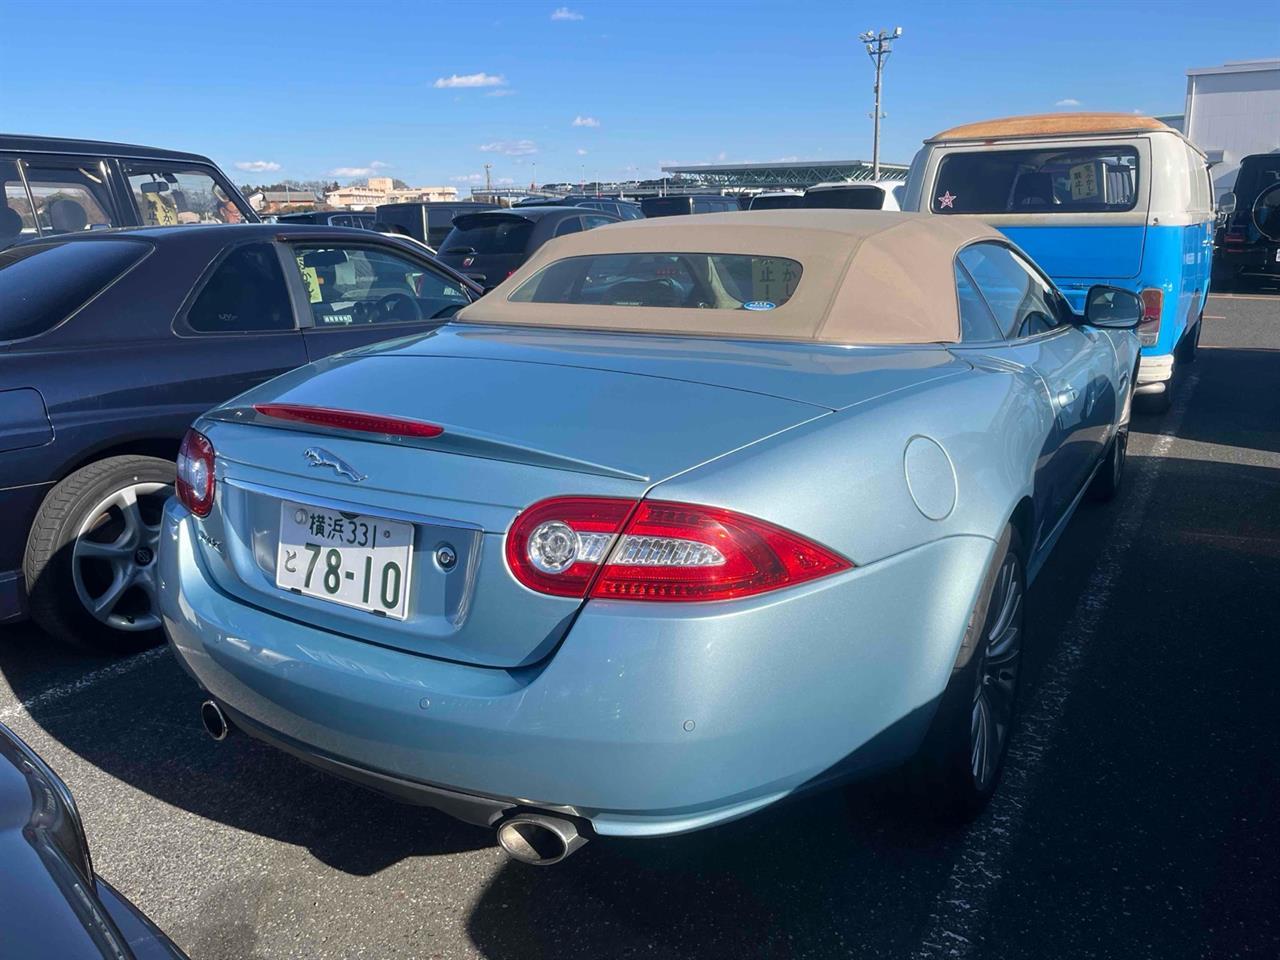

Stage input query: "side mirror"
[
  {"left": 1217, "top": 191, "right": 1237, "bottom": 216},
  {"left": 1084, "top": 285, "right": 1142, "bottom": 330}
]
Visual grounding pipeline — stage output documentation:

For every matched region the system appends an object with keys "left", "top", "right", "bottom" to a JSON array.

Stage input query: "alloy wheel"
[
  {"left": 970, "top": 552, "right": 1023, "bottom": 791},
  {"left": 70, "top": 482, "right": 171, "bottom": 632}
]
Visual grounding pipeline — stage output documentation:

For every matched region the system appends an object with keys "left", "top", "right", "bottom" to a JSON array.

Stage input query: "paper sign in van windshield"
[{"left": 744, "top": 300, "right": 776, "bottom": 311}]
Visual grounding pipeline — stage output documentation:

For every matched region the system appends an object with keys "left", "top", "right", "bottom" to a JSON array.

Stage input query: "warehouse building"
[{"left": 1184, "top": 59, "right": 1280, "bottom": 200}]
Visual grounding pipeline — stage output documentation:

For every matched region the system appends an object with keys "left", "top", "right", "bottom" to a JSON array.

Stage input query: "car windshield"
[
  {"left": 801, "top": 187, "right": 885, "bottom": 209},
  {"left": 932, "top": 146, "right": 1140, "bottom": 214},
  {"left": 442, "top": 216, "right": 533, "bottom": 255},
  {"left": 508, "top": 252, "right": 803, "bottom": 310}
]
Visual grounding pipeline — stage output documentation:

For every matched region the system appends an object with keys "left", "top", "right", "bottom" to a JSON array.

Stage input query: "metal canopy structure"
[{"left": 660, "top": 159, "right": 909, "bottom": 190}]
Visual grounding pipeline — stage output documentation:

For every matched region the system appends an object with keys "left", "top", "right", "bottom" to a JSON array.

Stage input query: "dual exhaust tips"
[{"left": 197, "top": 700, "right": 587, "bottom": 864}]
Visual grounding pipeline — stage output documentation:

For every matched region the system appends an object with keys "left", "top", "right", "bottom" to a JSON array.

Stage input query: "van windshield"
[{"left": 932, "top": 147, "right": 1140, "bottom": 214}]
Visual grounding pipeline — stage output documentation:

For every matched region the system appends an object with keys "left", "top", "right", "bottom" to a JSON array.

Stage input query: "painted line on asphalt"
[
  {"left": 0, "top": 647, "right": 169, "bottom": 724},
  {"left": 914, "top": 372, "right": 1200, "bottom": 959}
]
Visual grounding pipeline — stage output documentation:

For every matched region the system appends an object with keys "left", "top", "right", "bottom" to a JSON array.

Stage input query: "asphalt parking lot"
[{"left": 1, "top": 289, "right": 1277, "bottom": 960}]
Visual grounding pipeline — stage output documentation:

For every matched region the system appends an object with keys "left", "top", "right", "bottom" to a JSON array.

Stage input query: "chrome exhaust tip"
[
  {"left": 496, "top": 814, "right": 588, "bottom": 866},
  {"left": 199, "top": 700, "right": 230, "bottom": 742}
]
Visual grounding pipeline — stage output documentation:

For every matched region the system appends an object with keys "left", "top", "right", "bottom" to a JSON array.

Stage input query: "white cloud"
[
  {"left": 572, "top": 115, "right": 600, "bottom": 128},
  {"left": 451, "top": 173, "right": 485, "bottom": 183},
  {"left": 433, "top": 72, "right": 506, "bottom": 89},
  {"left": 478, "top": 140, "right": 538, "bottom": 156},
  {"left": 235, "top": 160, "right": 280, "bottom": 173},
  {"left": 576, "top": 148, "right": 589, "bottom": 156},
  {"left": 370, "top": 160, "right": 390, "bottom": 169},
  {"left": 495, "top": 177, "right": 515, "bottom": 185},
  {"left": 1055, "top": 98, "right": 1081, "bottom": 107},
  {"left": 1132, "top": 108, "right": 1145, "bottom": 115},
  {"left": 331, "top": 166, "right": 374, "bottom": 177},
  {"left": 551, "top": 6, "right": 584, "bottom": 20},
  {"left": 486, "top": 89, "right": 517, "bottom": 97}
]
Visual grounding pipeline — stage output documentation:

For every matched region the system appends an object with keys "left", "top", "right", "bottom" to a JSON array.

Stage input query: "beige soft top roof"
[
  {"left": 455, "top": 210, "right": 1004, "bottom": 345},
  {"left": 928, "top": 112, "right": 1173, "bottom": 142}
]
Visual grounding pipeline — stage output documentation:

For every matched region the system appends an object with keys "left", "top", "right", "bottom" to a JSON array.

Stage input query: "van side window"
[{"left": 958, "top": 243, "right": 1062, "bottom": 339}]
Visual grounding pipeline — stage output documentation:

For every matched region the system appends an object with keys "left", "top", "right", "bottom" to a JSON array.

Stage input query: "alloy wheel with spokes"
[
  {"left": 970, "top": 552, "right": 1023, "bottom": 793},
  {"left": 24, "top": 455, "right": 176, "bottom": 653},
  {"left": 71, "top": 482, "right": 170, "bottom": 632}
]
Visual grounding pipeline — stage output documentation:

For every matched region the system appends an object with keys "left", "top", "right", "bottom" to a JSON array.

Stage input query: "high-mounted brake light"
[
  {"left": 177, "top": 428, "right": 216, "bottom": 517},
  {"left": 253, "top": 403, "right": 444, "bottom": 439},
  {"left": 506, "top": 496, "right": 851, "bottom": 602}
]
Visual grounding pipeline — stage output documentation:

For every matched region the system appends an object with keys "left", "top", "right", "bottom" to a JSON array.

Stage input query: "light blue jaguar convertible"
[{"left": 159, "top": 211, "right": 1141, "bottom": 864}]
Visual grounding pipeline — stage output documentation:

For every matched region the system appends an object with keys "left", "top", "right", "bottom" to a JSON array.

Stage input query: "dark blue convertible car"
[{"left": 0, "top": 223, "right": 480, "bottom": 652}]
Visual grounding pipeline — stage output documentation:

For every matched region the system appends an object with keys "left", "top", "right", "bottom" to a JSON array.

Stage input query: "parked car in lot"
[
  {"left": 1215, "top": 153, "right": 1280, "bottom": 286},
  {"left": 0, "top": 134, "right": 256, "bottom": 250},
  {"left": 436, "top": 206, "right": 619, "bottom": 290},
  {"left": 373, "top": 201, "right": 499, "bottom": 250},
  {"left": 0, "top": 224, "right": 480, "bottom": 650},
  {"left": 276, "top": 210, "right": 378, "bottom": 230},
  {"left": 749, "top": 191, "right": 804, "bottom": 210},
  {"left": 639, "top": 194, "right": 741, "bottom": 217},
  {"left": 0, "top": 720, "right": 188, "bottom": 958},
  {"left": 802, "top": 180, "right": 905, "bottom": 210},
  {"left": 514, "top": 195, "right": 645, "bottom": 220},
  {"left": 160, "top": 210, "right": 1141, "bottom": 864},
  {"left": 903, "top": 112, "right": 1213, "bottom": 411}
]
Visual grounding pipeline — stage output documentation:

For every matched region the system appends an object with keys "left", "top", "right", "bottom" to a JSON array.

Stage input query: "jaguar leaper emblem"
[{"left": 303, "top": 447, "right": 367, "bottom": 483}]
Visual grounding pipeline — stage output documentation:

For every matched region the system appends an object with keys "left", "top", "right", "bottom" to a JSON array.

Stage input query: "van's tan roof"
[
  {"left": 928, "top": 112, "right": 1173, "bottom": 143},
  {"left": 456, "top": 210, "right": 1004, "bottom": 345}
]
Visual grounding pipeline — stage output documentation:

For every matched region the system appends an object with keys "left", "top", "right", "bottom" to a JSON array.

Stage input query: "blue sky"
[{"left": 2, "top": 0, "right": 1277, "bottom": 189}]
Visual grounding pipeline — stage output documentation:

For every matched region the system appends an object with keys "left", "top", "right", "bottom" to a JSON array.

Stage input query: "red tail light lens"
[
  {"left": 176, "top": 428, "right": 216, "bottom": 517},
  {"left": 253, "top": 403, "right": 444, "bottom": 439},
  {"left": 506, "top": 496, "right": 851, "bottom": 602},
  {"left": 1138, "top": 288, "right": 1163, "bottom": 345},
  {"left": 505, "top": 497, "right": 635, "bottom": 597}
]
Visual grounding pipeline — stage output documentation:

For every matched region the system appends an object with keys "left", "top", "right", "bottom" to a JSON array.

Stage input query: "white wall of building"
[{"left": 1184, "top": 60, "right": 1280, "bottom": 201}]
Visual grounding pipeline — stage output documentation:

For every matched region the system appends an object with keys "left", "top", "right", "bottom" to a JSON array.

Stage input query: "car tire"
[
  {"left": 24, "top": 456, "right": 175, "bottom": 655},
  {"left": 1176, "top": 317, "right": 1201, "bottom": 365},
  {"left": 1088, "top": 429, "right": 1127, "bottom": 502},
  {"left": 907, "top": 526, "right": 1025, "bottom": 823}
]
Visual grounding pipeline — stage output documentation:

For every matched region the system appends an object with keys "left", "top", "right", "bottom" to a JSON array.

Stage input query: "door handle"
[{"left": 1054, "top": 386, "right": 1079, "bottom": 409}]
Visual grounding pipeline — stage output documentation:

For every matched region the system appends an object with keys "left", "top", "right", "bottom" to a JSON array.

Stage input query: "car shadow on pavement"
[
  {"left": 1130, "top": 347, "right": 1280, "bottom": 456},
  {"left": 0, "top": 627, "right": 492, "bottom": 874}
]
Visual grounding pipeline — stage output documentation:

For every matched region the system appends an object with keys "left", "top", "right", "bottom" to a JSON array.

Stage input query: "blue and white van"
[{"left": 903, "top": 114, "right": 1214, "bottom": 411}]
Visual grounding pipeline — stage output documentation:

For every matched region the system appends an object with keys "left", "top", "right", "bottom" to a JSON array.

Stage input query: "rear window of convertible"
[
  {"left": 0, "top": 238, "right": 149, "bottom": 341},
  {"left": 508, "top": 253, "right": 804, "bottom": 310}
]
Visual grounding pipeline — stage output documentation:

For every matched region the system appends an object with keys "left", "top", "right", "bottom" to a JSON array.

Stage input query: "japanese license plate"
[{"left": 275, "top": 501, "right": 413, "bottom": 620}]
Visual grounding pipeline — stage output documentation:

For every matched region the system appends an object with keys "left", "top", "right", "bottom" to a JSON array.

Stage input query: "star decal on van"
[{"left": 938, "top": 191, "right": 956, "bottom": 209}]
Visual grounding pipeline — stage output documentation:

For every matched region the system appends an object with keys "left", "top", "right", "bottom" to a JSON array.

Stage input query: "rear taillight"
[
  {"left": 176, "top": 429, "right": 216, "bottom": 517},
  {"left": 1224, "top": 230, "right": 1246, "bottom": 245},
  {"left": 253, "top": 403, "right": 444, "bottom": 439},
  {"left": 1138, "top": 288, "right": 1162, "bottom": 346},
  {"left": 506, "top": 496, "right": 851, "bottom": 602}
]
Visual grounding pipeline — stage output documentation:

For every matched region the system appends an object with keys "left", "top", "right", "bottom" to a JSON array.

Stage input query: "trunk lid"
[{"left": 194, "top": 349, "right": 830, "bottom": 668}]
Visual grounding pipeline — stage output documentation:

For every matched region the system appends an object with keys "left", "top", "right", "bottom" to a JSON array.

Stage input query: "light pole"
[{"left": 859, "top": 26, "right": 902, "bottom": 181}]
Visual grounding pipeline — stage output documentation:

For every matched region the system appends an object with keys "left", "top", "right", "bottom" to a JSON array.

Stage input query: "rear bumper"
[
  {"left": 160, "top": 499, "right": 994, "bottom": 837},
  {"left": 1136, "top": 353, "right": 1175, "bottom": 391}
]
